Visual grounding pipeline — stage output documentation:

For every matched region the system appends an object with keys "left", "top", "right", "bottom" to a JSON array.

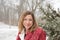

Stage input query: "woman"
[{"left": 16, "top": 11, "right": 46, "bottom": 40}]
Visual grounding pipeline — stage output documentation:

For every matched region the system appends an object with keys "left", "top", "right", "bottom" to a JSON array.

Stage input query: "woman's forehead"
[{"left": 24, "top": 15, "right": 33, "bottom": 19}]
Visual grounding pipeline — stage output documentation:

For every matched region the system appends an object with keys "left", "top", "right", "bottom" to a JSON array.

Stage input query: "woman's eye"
[
  {"left": 24, "top": 19, "right": 27, "bottom": 20},
  {"left": 29, "top": 19, "right": 32, "bottom": 21}
]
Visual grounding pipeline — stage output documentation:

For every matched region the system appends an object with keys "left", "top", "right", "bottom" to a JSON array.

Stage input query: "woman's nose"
[{"left": 26, "top": 20, "right": 30, "bottom": 24}]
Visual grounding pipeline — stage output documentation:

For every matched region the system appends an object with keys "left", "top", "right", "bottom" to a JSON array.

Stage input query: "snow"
[{"left": 0, "top": 22, "right": 18, "bottom": 40}]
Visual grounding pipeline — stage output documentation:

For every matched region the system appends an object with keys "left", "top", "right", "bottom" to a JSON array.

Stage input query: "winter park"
[{"left": 0, "top": 0, "right": 60, "bottom": 40}]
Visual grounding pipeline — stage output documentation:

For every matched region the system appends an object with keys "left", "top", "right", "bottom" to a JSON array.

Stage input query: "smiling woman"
[
  {"left": 16, "top": 11, "right": 46, "bottom": 40},
  {"left": 23, "top": 15, "right": 33, "bottom": 31}
]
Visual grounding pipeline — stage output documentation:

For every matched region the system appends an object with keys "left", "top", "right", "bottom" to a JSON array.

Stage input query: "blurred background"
[{"left": 0, "top": 0, "right": 60, "bottom": 40}]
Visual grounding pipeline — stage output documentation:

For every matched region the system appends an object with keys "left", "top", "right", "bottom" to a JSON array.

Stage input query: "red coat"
[{"left": 16, "top": 27, "right": 46, "bottom": 40}]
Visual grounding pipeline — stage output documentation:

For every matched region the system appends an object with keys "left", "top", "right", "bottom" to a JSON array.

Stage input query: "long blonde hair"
[{"left": 18, "top": 11, "right": 37, "bottom": 33}]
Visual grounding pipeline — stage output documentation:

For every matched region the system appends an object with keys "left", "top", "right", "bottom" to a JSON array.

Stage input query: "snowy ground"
[
  {"left": 0, "top": 22, "right": 18, "bottom": 40},
  {"left": 0, "top": 22, "right": 48, "bottom": 40}
]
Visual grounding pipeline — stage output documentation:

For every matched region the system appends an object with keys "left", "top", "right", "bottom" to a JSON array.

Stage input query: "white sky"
[
  {"left": 53, "top": 0, "right": 60, "bottom": 10},
  {"left": 47, "top": 0, "right": 60, "bottom": 10}
]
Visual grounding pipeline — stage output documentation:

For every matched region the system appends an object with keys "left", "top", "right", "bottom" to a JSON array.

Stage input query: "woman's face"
[{"left": 23, "top": 15, "right": 33, "bottom": 30}]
